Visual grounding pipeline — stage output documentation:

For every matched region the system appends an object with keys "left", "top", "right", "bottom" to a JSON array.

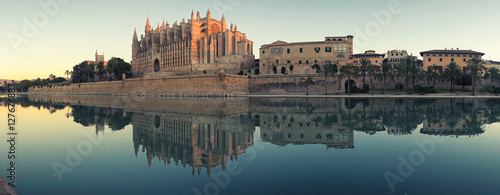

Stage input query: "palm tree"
[
  {"left": 340, "top": 63, "right": 359, "bottom": 95},
  {"left": 466, "top": 57, "right": 487, "bottom": 95},
  {"left": 488, "top": 67, "right": 500, "bottom": 85},
  {"left": 300, "top": 77, "right": 315, "bottom": 95},
  {"left": 442, "top": 62, "right": 462, "bottom": 93},
  {"left": 322, "top": 63, "right": 338, "bottom": 95},
  {"left": 65, "top": 70, "right": 70, "bottom": 80},
  {"left": 367, "top": 64, "right": 380, "bottom": 94},
  {"left": 376, "top": 62, "right": 393, "bottom": 94},
  {"left": 359, "top": 58, "right": 371, "bottom": 86},
  {"left": 395, "top": 63, "right": 407, "bottom": 94},
  {"left": 401, "top": 56, "right": 414, "bottom": 89}
]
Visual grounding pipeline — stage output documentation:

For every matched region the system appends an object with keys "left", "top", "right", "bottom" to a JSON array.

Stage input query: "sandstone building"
[
  {"left": 386, "top": 49, "right": 421, "bottom": 68},
  {"left": 131, "top": 10, "right": 255, "bottom": 77},
  {"left": 259, "top": 36, "right": 354, "bottom": 75},
  {"left": 420, "top": 48, "right": 484, "bottom": 71},
  {"left": 350, "top": 50, "right": 385, "bottom": 66}
]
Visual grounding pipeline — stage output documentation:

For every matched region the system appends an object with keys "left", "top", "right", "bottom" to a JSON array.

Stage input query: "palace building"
[
  {"left": 259, "top": 36, "right": 354, "bottom": 75},
  {"left": 350, "top": 50, "right": 385, "bottom": 66},
  {"left": 131, "top": 10, "right": 255, "bottom": 76},
  {"left": 420, "top": 48, "right": 484, "bottom": 71}
]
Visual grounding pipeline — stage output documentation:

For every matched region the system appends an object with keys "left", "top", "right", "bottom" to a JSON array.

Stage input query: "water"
[{"left": 1, "top": 95, "right": 500, "bottom": 195}]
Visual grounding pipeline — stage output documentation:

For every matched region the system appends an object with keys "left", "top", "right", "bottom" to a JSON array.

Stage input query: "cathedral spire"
[
  {"left": 196, "top": 11, "right": 200, "bottom": 21},
  {"left": 133, "top": 28, "right": 138, "bottom": 41},
  {"left": 162, "top": 20, "right": 166, "bottom": 30},
  {"left": 174, "top": 20, "right": 178, "bottom": 26},
  {"left": 182, "top": 18, "right": 185, "bottom": 23},
  {"left": 234, "top": 24, "right": 237, "bottom": 32},
  {"left": 230, "top": 22, "right": 234, "bottom": 31},
  {"left": 206, "top": 9, "right": 211, "bottom": 19},
  {"left": 221, "top": 14, "right": 226, "bottom": 32},
  {"left": 157, "top": 23, "right": 160, "bottom": 32},
  {"left": 145, "top": 17, "right": 152, "bottom": 33},
  {"left": 191, "top": 10, "right": 194, "bottom": 21}
]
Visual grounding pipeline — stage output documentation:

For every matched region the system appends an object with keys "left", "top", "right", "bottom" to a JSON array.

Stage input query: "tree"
[
  {"left": 340, "top": 63, "right": 359, "bottom": 95},
  {"left": 376, "top": 62, "right": 394, "bottom": 94},
  {"left": 430, "top": 64, "right": 443, "bottom": 87},
  {"left": 401, "top": 56, "right": 419, "bottom": 89},
  {"left": 359, "top": 58, "right": 371, "bottom": 86},
  {"left": 300, "top": 77, "right": 315, "bottom": 95},
  {"left": 65, "top": 70, "right": 70, "bottom": 80},
  {"left": 466, "top": 57, "right": 487, "bottom": 95},
  {"left": 455, "top": 73, "right": 472, "bottom": 91},
  {"left": 107, "top": 57, "right": 132, "bottom": 81},
  {"left": 315, "top": 62, "right": 338, "bottom": 95},
  {"left": 488, "top": 67, "right": 500, "bottom": 85},
  {"left": 442, "top": 62, "right": 462, "bottom": 92},
  {"left": 367, "top": 64, "right": 379, "bottom": 94}
]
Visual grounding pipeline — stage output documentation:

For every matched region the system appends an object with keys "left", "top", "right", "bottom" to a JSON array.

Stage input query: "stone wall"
[{"left": 29, "top": 75, "right": 249, "bottom": 97}]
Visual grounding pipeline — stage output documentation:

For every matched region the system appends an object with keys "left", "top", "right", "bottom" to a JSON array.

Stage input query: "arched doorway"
[
  {"left": 154, "top": 59, "right": 160, "bottom": 72},
  {"left": 344, "top": 79, "right": 356, "bottom": 90}
]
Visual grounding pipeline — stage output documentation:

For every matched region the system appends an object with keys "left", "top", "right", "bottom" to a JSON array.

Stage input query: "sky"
[{"left": 2, "top": 0, "right": 500, "bottom": 80}]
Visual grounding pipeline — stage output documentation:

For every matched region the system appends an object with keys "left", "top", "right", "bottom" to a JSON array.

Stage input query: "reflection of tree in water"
[
  {"left": 71, "top": 105, "right": 132, "bottom": 131},
  {"left": 10, "top": 96, "right": 68, "bottom": 114}
]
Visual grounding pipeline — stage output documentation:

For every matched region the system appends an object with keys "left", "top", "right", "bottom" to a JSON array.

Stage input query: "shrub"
[
  {"left": 395, "top": 83, "right": 404, "bottom": 90},
  {"left": 414, "top": 85, "right": 437, "bottom": 94}
]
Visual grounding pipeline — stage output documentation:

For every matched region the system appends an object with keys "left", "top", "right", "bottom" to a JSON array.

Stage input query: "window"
[
  {"left": 433, "top": 54, "right": 436, "bottom": 57},
  {"left": 300, "top": 134, "right": 304, "bottom": 138},
  {"left": 343, "top": 45, "right": 347, "bottom": 52},
  {"left": 440, "top": 58, "right": 443, "bottom": 62},
  {"left": 451, "top": 54, "right": 455, "bottom": 57},
  {"left": 445, "top": 54, "right": 448, "bottom": 57},
  {"left": 396, "top": 53, "right": 399, "bottom": 56},
  {"left": 288, "top": 133, "right": 291, "bottom": 138},
  {"left": 463, "top": 58, "right": 466, "bottom": 62},
  {"left": 287, "top": 60, "right": 291, "bottom": 64},
  {"left": 427, "top": 54, "right": 430, "bottom": 57},
  {"left": 375, "top": 60, "right": 378, "bottom": 63},
  {"left": 470, "top": 55, "right": 473, "bottom": 58},
  {"left": 391, "top": 54, "right": 394, "bottom": 56},
  {"left": 334, "top": 46, "right": 338, "bottom": 52},
  {"left": 451, "top": 58, "right": 454, "bottom": 62},
  {"left": 278, "top": 48, "right": 283, "bottom": 53},
  {"left": 325, "top": 47, "right": 332, "bottom": 52},
  {"left": 299, "top": 60, "right": 302, "bottom": 64},
  {"left": 314, "top": 47, "right": 320, "bottom": 52},
  {"left": 275, "top": 59, "right": 280, "bottom": 64},
  {"left": 306, "top": 60, "right": 309, "bottom": 64},
  {"left": 300, "top": 48, "right": 303, "bottom": 53},
  {"left": 271, "top": 48, "right": 275, "bottom": 53},
  {"left": 428, "top": 58, "right": 431, "bottom": 62},
  {"left": 314, "top": 60, "right": 318, "bottom": 64},
  {"left": 263, "top": 63, "right": 265, "bottom": 66},
  {"left": 263, "top": 50, "right": 265, "bottom": 54},
  {"left": 287, "top": 48, "right": 290, "bottom": 53}
]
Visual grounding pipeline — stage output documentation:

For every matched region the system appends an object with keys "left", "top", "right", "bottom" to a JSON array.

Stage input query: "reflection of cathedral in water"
[
  {"left": 132, "top": 113, "right": 255, "bottom": 176},
  {"left": 259, "top": 114, "right": 354, "bottom": 149}
]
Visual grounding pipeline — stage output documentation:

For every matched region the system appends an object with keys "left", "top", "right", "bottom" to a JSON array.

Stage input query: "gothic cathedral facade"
[{"left": 132, "top": 10, "right": 255, "bottom": 76}]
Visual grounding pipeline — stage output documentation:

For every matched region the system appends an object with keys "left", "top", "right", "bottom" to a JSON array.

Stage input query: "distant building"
[
  {"left": 420, "top": 48, "right": 484, "bottom": 71},
  {"left": 131, "top": 10, "right": 255, "bottom": 76},
  {"left": 85, "top": 50, "right": 108, "bottom": 66},
  {"left": 350, "top": 50, "right": 385, "bottom": 66},
  {"left": 259, "top": 36, "right": 354, "bottom": 75},
  {"left": 386, "top": 49, "right": 421, "bottom": 68},
  {"left": 486, "top": 60, "right": 500, "bottom": 70}
]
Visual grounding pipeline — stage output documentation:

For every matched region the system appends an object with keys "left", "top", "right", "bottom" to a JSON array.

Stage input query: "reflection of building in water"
[
  {"left": 133, "top": 112, "right": 255, "bottom": 176},
  {"left": 259, "top": 113, "right": 354, "bottom": 149},
  {"left": 420, "top": 118, "right": 484, "bottom": 137}
]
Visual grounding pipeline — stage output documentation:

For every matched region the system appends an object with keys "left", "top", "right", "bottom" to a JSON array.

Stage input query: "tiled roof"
[{"left": 420, "top": 49, "right": 484, "bottom": 56}]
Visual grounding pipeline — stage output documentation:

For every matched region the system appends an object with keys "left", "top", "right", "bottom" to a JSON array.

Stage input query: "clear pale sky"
[{"left": 2, "top": 0, "right": 499, "bottom": 80}]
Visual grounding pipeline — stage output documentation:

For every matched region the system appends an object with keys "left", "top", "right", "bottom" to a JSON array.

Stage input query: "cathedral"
[{"left": 132, "top": 10, "right": 256, "bottom": 76}]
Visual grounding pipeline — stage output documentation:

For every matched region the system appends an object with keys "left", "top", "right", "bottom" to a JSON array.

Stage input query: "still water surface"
[{"left": 1, "top": 95, "right": 499, "bottom": 195}]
